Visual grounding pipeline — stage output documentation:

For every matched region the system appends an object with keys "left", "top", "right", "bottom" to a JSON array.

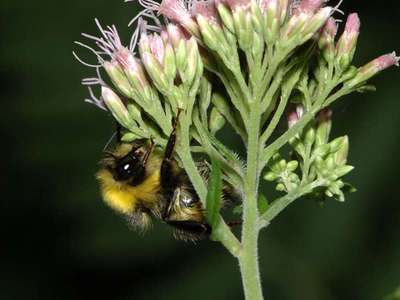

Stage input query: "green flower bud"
[
  {"left": 185, "top": 38, "right": 202, "bottom": 85},
  {"left": 103, "top": 61, "right": 132, "bottom": 98},
  {"left": 197, "top": 15, "right": 219, "bottom": 50},
  {"left": 264, "top": 172, "right": 278, "bottom": 181},
  {"left": 217, "top": 3, "right": 235, "bottom": 33},
  {"left": 276, "top": 183, "right": 286, "bottom": 192},
  {"left": 334, "top": 135, "right": 349, "bottom": 165},
  {"left": 209, "top": 107, "right": 226, "bottom": 134},
  {"left": 329, "top": 136, "right": 346, "bottom": 154},
  {"left": 325, "top": 156, "right": 335, "bottom": 170},
  {"left": 163, "top": 43, "right": 177, "bottom": 84},
  {"left": 141, "top": 52, "right": 170, "bottom": 92},
  {"left": 175, "top": 40, "right": 188, "bottom": 73},
  {"left": 278, "top": 159, "right": 287, "bottom": 171},
  {"left": 289, "top": 173, "right": 300, "bottom": 183},
  {"left": 233, "top": 10, "right": 253, "bottom": 51},
  {"left": 304, "top": 124, "right": 315, "bottom": 146},
  {"left": 335, "top": 165, "right": 354, "bottom": 178},
  {"left": 101, "top": 87, "right": 134, "bottom": 129},
  {"left": 290, "top": 137, "right": 306, "bottom": 158},
  {"left": 313, "top": 144, "right": 331, "bottom": 157},
  {"left": 286, "top": 160, "right": 299, "bottom": 172},
  {"left": 315, "top": 108, "right": 332, "bottom": 146}
]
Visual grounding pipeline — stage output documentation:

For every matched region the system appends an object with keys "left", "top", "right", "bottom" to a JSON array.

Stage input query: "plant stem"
[
  {"left": 239, "top": 102, "right": 264, "bottom": 300},
  {"left": 178, "top": 113, "right": 241, "bottom": 256},
  {"left": 260, "top": 180, "right": 325, "bottom": 228}
]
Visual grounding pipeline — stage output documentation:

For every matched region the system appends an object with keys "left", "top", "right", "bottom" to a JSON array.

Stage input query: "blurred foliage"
[{"left": 0, "top": 1, "right": 399, "bottom": 299}]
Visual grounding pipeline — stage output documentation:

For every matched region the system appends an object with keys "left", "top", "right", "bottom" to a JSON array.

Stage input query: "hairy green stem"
[
  {"left": 178, "top": 114, "right": 241, "bottom": 256},
  {"left": 260, "top": 180, "right": 325, "bottom": 228},
  {"left": 239, "top": 102, "right": 264, "bottom": 300}
]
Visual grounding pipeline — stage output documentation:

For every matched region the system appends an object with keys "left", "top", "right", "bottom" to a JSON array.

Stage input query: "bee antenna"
[{"left": 103, "top": 131, "right": 117, "bottom": 152}]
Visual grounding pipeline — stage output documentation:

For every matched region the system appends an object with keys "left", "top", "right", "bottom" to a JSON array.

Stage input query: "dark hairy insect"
[{"left": 97, "top": 120, "right": 214, "bottom": 241}]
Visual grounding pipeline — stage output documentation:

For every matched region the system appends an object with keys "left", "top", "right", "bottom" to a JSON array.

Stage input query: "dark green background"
[{"left": 1, "top": 1, "right": 399, "bottom": 299}]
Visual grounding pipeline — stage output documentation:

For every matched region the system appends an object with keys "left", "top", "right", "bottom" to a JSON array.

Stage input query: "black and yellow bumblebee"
[{"left": 96, "top": 121, "right": 213, "bottom": 241}]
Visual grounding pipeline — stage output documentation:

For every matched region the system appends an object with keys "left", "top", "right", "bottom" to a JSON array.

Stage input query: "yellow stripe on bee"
[{"left": 96, "top": 169, "right": 161, "bottom": 214}]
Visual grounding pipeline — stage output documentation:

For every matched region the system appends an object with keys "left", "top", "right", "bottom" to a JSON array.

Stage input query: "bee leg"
[
  {"left": 142, "top": 138, "right": 155, "bottom": 166},
  {"left": 160, "top": 111, "right": 181, "bottom": 190},
  {"left": 166, "top": 220, "right": 211, "bottom": 236}
]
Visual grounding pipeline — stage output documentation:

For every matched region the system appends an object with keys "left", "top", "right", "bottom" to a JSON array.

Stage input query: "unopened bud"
[
  {"left": 102, "top": 87, "right": 134, "bottom": 129},
  {"left": 163, "top": 43, "right": 177, "bottom": 83},
  {"left": 304, "top": 124, "right": 315, "bottom": 146},
  {"left": 318, "top": 18, "right": 337, "bottom": 63},
  {"left": 334, "top": 135, "right": 349, "bottom": 165},
  {"left": 141, "top": 52, "right": 170, "bottom": 92},
  {"left": 216, "top": 2, "right": 235, "bottom": 33},
  {"left": 286, "top": 104, "right": 304, "bottom": 128},
  {"left": 264, "top": 171, "right": 278, "bottom": 181},
  {"left": 346, "top": 52, "right": 399, "bottom": 88},
  {"left": 315, "top": 108, "right": 332, "bottom": 146},
  {"left": 336, "top": 13, "right": 360, "bottom": 70},
  {"left": 261, "top": 0, "right": 280, "bottom": 43},
  {"left": 103, "top": 61, "right": 132, "bottom": 98},
  {"left": 301, "top": 7, "right": 332, "bottom": 42},
  {"left": 209, "top": 107, "right": 226, "bottom": 134},
  {"left": 166, "top": 24, "right": 186, "bottom": 48},
  {"left": 329, "top": 136, "right": 345, "bottom": 154}
]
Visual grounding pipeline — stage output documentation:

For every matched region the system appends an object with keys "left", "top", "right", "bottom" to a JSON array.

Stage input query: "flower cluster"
[
  {"left": 75, "top": 0, "right": 398, "bottom": 296},
  {"left": 265, "top": 106, "right": 354, "bottom": 201},
  {"left": 74, "top": 0, "right": 398, "bottom": 201}
]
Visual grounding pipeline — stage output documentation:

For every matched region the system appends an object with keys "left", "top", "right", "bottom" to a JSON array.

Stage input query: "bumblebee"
[{"left": 96, "top": 122, "right": 212, "bottom": 241}]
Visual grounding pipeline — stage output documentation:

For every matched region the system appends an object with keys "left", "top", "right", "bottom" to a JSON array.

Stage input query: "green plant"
[{"left": 74, "top": 0, "right": 398, "bottom": 298}]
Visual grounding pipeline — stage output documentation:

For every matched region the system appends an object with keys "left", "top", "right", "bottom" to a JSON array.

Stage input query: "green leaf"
[
  {"left": 258, "top": 194, "right": 269, "bottom": 215},
  {"left": 206, "top": 157, "right": 222, "bottom": 240}
]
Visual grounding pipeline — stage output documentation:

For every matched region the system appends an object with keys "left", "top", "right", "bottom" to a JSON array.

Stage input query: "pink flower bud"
[
  {"left": 166, "top": 24, "right": 187, "bottom": 48},
  {"left": 318, "top": 17, "right": 337, "bottom": 60},
  {"left": 359, "top": 52, "right": 399, "bottom": 75},
  {"left": 336, "top": 13, "right": 360, "bottom": 66},
  {"left": 139, "top": 33, "right": 165, "bottom": 66},
  {"left": 346, "top": 52, "right": 399, "bottom": 88},
  {"left": 287, "top": 105, "right": 304, "bottom": 128},
  {"left": 324, "top": 17, "right": 338, "bottom": 38}
]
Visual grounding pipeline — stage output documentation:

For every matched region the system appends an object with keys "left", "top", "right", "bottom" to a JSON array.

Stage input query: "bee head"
[{"left": 102, "top": 142, "right": 153, "bottom": 186}]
